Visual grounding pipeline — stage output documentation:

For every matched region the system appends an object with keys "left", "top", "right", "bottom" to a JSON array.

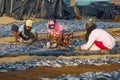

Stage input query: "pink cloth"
[{"left": 48, "top": 22, "right": 63, "bottom": 35}]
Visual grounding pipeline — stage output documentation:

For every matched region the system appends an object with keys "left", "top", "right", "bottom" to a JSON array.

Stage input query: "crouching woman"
[
  {"left": 46, "top": 19, "right": 73, "bottom": 49},
  {"left": 76, "top": 19, "right": 116, "bottom": 50}
]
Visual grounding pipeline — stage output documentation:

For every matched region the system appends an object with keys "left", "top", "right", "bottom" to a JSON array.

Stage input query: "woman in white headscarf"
[{"left": 46, "top": 19, "right": 73, "bottom": 49}]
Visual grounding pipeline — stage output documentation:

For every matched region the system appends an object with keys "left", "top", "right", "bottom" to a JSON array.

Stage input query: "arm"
[
  {"left": 81, "top": 31, "right": 97, "bottom": 50},
  {"left": 46, "top": 33, "right": 51, "bottom": 42},
  {"left": 56, "top": 31, "right": 63, "bottom": 44},
  {"left": 32, "top": 32, "right": 37, "bottom": 41},
  {"left": 46, "top": 33, "right": 51, "bottom": 48},
  {"left": 12, "top": 31, "right": 20, "bottom": 42},
  {"left": 17, "top": 32, "right": 21, "bottom": 38},
  {"left": 30, "top": 28, "right": 37, "bottom": 42},
  {"left": 25, "top": 32, "right": 37, "bottom": 44},
  {"left": 12, "top": 26, "right": 23, "bottom": 42}
]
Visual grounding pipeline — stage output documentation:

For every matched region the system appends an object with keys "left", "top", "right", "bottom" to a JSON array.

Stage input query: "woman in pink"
[
  {"left": 78, "top": 19, "right": 116, "bottom": 50},
  {"left": 46, "top": 19, "right": 64, "bottom": 48}
]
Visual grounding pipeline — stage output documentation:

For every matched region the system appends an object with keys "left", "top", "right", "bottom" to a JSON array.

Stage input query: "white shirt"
[{"left": 81, "top": 29, "right": 116, "bottom": 50}]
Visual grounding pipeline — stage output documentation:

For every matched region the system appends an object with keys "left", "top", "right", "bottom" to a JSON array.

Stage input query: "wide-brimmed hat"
[{"left": 26, "top": 20, "right": 32, "bottom": 27}]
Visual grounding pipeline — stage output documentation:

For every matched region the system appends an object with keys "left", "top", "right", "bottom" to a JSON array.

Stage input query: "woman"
[
  {"left": 46, "top": 19, "right": 73, "bottom": 49},
  {"left": 77, "top": 19, "right": 116, "bottom": 50}
]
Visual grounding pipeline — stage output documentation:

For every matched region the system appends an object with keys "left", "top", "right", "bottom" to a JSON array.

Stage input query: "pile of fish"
[
  {"left": 0, "top": 56, "right": 119, "bottom": 72},
  {"left": 0, "top": 39, "right": 120, "bottom": 56},
  {"left": 42, "top": 69, "right": 120, "bottom": 80},
  {"left": 0, "top": 20, "right": 120, "bottom": 36}
]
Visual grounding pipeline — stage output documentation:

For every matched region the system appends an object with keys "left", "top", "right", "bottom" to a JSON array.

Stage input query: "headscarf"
[
  {"left": 85, "top": 19, "right": 97, "bottom": 41},
  {"left": 48, "top": 20, "right": 63, "bottom": 35}
]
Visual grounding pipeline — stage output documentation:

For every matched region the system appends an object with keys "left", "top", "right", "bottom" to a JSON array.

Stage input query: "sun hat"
[{"left": 26, "top": 20, "right": 32, "bottom": 27}]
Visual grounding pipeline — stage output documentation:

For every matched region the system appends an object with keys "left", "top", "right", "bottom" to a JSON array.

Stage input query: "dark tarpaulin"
[
  {"left": 100, "top": 4, "right": 120, "bottom": 19},
  {"left": 80, "top": 5, "right": 99, "bottom": 17},
  {"left": 0, "top": 0, "right": 75, "bottom": 20},
  {"left": 13, "top": 0, "right": 37, "bottom": 20},
  {"left": 34, "top": 0, "right": 75, "bottom": 19},
  {"left": 5, "top": 0, "right": 22, "bottom": 16},
  {"left": 35, "top": 0, "right": 57, "bottom": 19},
  {"left": 79, "top": 2, "right": 120, "bottom": 19},
  {"left": 5, "top": 0, "right": 12, "bottom": 16},
  {"left": 91, "top": 2, "right": 117, "bottom": 19},
  {"left": 60, "top": 1, "right": 75, "bottom": 19},
  {"left": 8, "top": 0, "right": 38, "bottom": 20},
  {"left": 1, "top": 1, "right": 120, "bottom": 20},
  {"left": 79, "top": 2, "right": 109, "bottom": 19},
  {"left": 0, "top": 0, "right": 5, "bottom": 16},
  {"left": 70, "top": 6, "right": 81, "bottom": 19}
]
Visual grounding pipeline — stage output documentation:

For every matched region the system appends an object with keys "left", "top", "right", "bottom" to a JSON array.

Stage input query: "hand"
[
  {"left": 46, "top": 42, "right": 51, "bottom": 49},
  {"left": 18, "top": 38, "right": 23, "bottom": 43},
  {"left": 15, "top": 39, "right": 19, "bottom": 42},
  {"left": 51, "top": 43, "right": 57, "bottom": 48},
  {"left": 26, "top": 39, "right": 33, "bottom": 44}
]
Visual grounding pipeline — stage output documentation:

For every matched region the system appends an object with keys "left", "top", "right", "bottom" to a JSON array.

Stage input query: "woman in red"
[{"left": 46, "top": 19, "right": 64, "bottom": 48}]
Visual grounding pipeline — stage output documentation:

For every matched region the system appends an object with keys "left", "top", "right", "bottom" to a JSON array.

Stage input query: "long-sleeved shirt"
[{"left": 81, "top": 29, "right": 116, "bottom": 50}]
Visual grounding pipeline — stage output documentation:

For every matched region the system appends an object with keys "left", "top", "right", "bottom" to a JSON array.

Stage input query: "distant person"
[
  {"left": 75, "top": 19, "right": 116, "bottom": 50},
  {"left": 11, "top": 20, "right": 37, "bottom": 43},
  {"left": 46, "top": 19, "right": 73, "bottom": 49}
]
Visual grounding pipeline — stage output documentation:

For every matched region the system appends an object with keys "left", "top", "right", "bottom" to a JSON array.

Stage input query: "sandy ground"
[
  {"left": 0, "top": 54, "right": 120, "bottom": 63},
  {"left": 0, "top": 16, "right": 45, "bottom": 24},
  {"left": 0, "top": 16, "right": 22, "bottom": 24},
  {"left": 0, "top": 16, "right": 120, "bottom": 80}
]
